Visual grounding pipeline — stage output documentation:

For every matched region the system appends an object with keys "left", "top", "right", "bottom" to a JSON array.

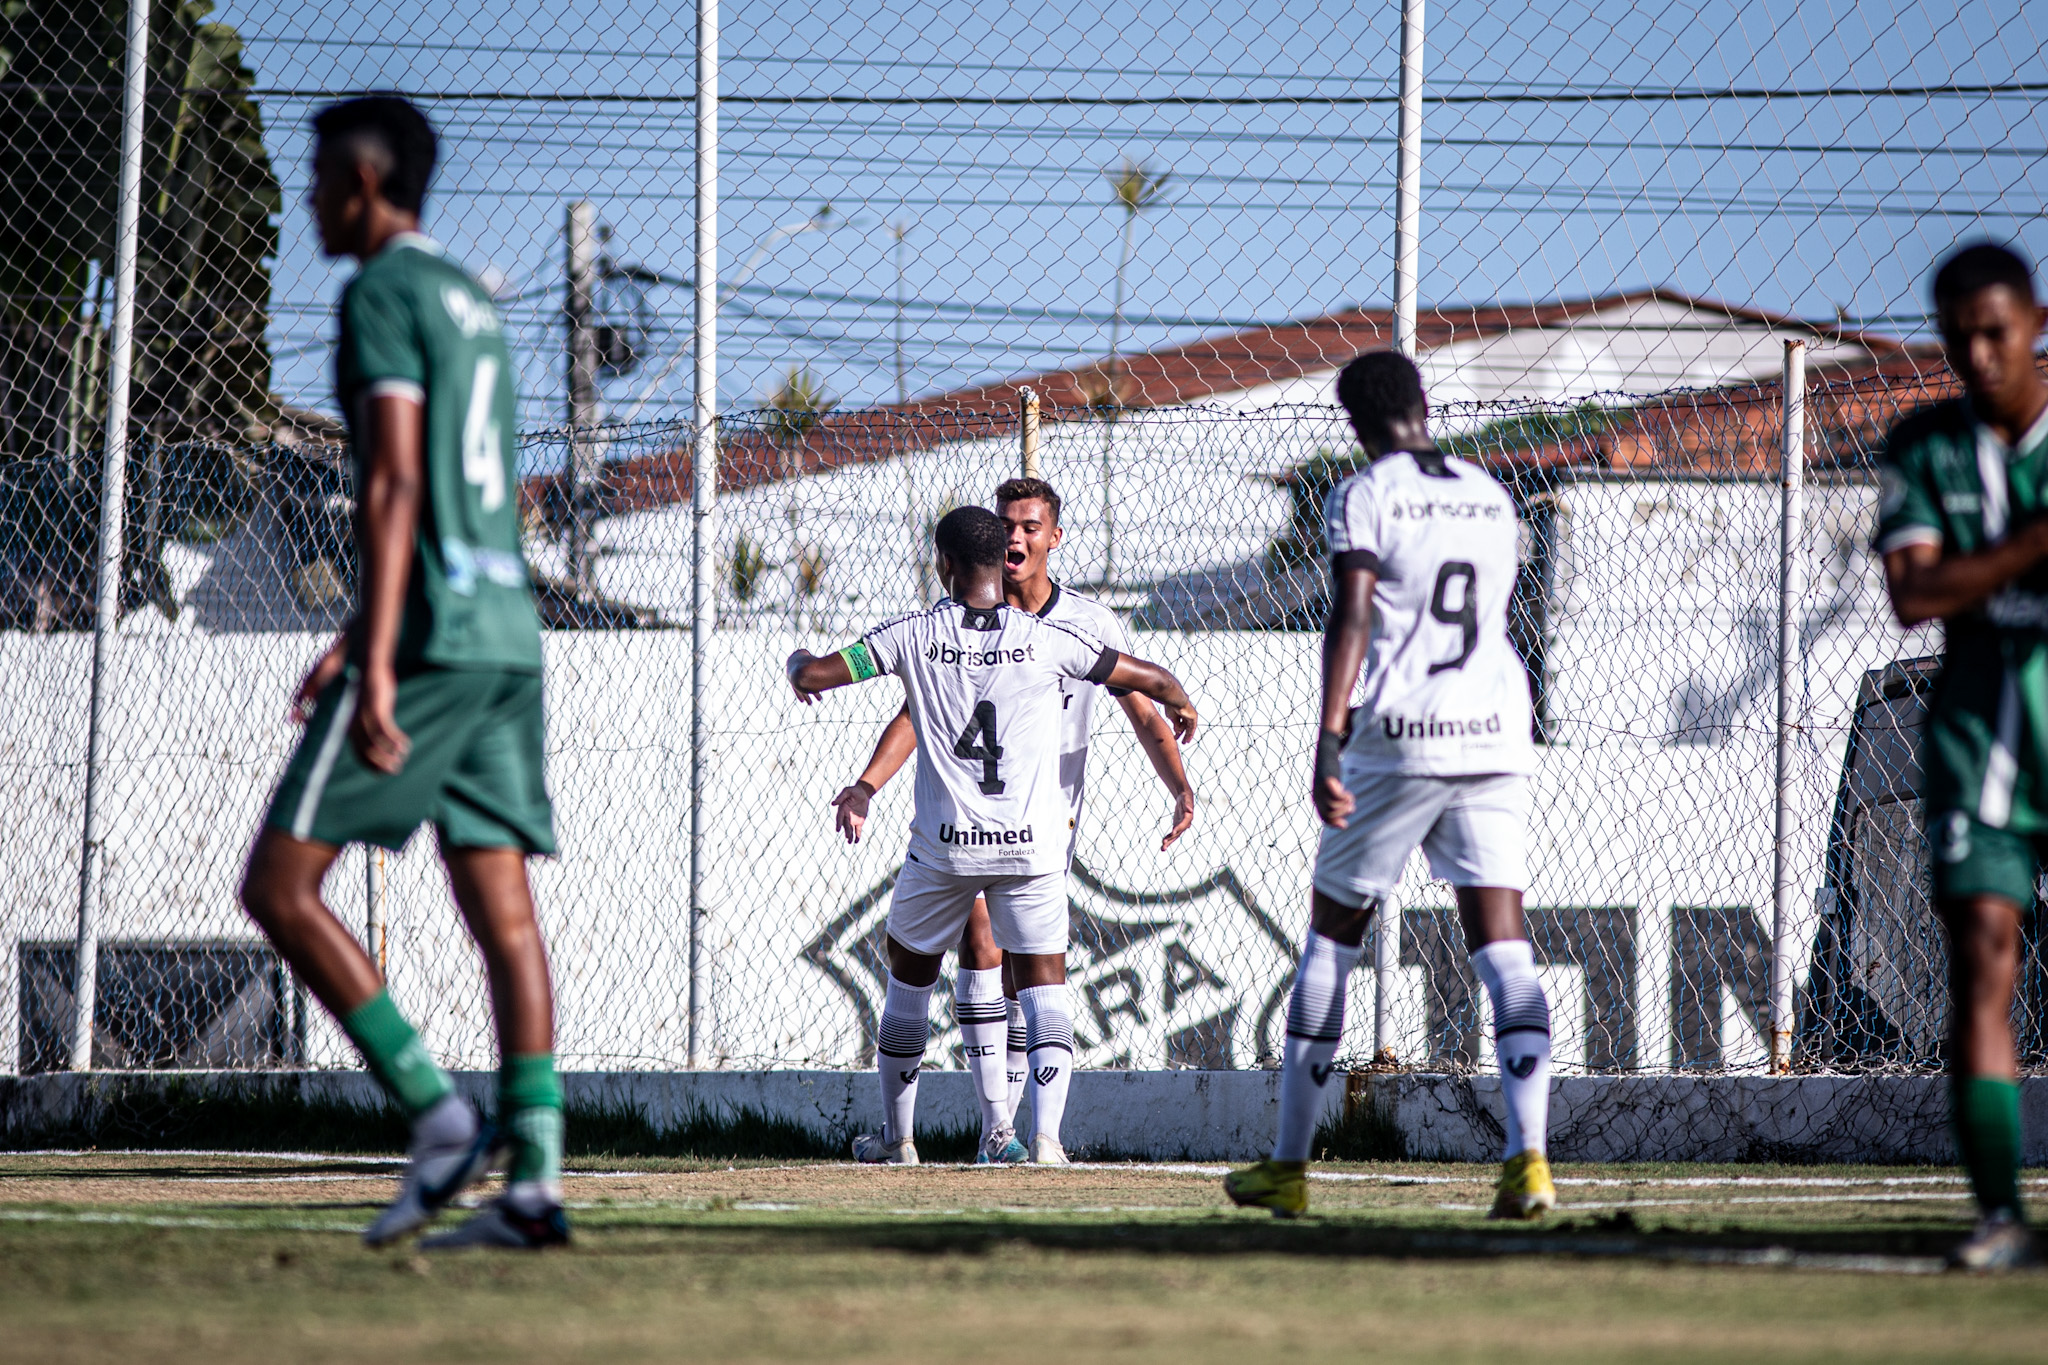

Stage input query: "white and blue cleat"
[
  {"left": 851, "top": 1133, "right": 919, "bottom": 1164},
  {"left": 976, "top": 1125, "right": 1030, "bottom": 1165},
  {"left": 363, "top": 1102, "right": 501, "bottom": 1247}
]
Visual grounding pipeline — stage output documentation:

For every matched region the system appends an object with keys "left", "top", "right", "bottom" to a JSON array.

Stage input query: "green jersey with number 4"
[
  {"left": 1874, "top": 398, "right": 2048, "bottom": 837},
  {"left": 337, "top": 232, "right": 541, "bottom": 672}
]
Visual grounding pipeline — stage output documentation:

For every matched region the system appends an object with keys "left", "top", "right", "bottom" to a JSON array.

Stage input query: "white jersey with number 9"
[{"left": 1324, "top": 448, "right": 1534, "bottom": 777}]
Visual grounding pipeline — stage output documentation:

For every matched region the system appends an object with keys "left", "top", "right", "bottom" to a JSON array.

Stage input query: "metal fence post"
[
  {"left": 70, "top": 0, "right": 151, "bottom": 1073},
  {"left": 1392, "top": 0, "right": 1425, "bottom": 358},
  {"left": 1373, "top": 896, "right": 1401, "bottom": 1064},
  {"left": 1770, "top": 337, "right": 1807, "bottom": 1073},
  {"left": 688, "top": 0, "right": 719, "bottom": 1070},
  {"left": 1020, "top": 386, "right": 1040, "bottom": 478}
]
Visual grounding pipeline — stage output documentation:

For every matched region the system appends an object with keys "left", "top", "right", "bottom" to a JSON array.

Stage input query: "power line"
[
  {"left": 242, "top": 80, "right": 2048, "bottom": 106},
  {"left": 440, "top": 123, "right": 2048, "bottom": 165}
]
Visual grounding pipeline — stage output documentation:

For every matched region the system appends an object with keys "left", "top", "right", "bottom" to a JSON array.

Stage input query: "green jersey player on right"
[{"left": 1875, "top": 241, "right": 2048, "bottom": 1272}]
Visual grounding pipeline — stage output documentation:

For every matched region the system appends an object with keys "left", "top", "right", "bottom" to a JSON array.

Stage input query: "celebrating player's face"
[{"left": 998, "top": 498, "right": 1061, "bottom": 584}]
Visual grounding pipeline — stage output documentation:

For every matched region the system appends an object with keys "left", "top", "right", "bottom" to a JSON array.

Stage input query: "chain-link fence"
[
  {"left": 1, "top": 0, "right": 2042, "bottom": 1078},
  {"left": 6, "top": 375, "right": 2028, "bottom": 1077}
]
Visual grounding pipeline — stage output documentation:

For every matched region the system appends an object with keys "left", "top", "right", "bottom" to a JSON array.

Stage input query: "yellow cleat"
[
  {"left": 1224, "top": 1159, "right": 1309, "bottom": 1219},
  {"left": 1488, "top": 1150, "right": 1556, "bottom": 1220}
]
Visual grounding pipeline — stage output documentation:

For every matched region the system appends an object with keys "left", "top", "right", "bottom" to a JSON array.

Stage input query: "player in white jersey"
[
  {"left": 831, "top": 479, "right": 1196, "bottom": 1163},
  {"left": 789, "top": 506, "right": 1198, "bottom": 1166},
  {"left": 1225, "top": 351, "right": 1556, "bottom": 1220}
]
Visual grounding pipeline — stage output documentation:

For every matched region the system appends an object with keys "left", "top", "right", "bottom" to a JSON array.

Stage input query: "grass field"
[{"left": 1, "top": 1152, "right": 2044, "bottom": 1363}]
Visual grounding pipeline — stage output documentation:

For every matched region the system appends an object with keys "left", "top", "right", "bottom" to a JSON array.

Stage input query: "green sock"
[
  {"left": 341, "top": 991, "right": 454, "bottom": 1119},
  {"left": 500, "top": 1052, "right": 565, "bottom": 1189},
  {"left": 1954, "top": 1075, "right": 2024, "bottom": 1218}
]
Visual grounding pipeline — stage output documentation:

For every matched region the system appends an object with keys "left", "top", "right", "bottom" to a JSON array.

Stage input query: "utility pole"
[
  {"left": 1392, "top": 0, "right": 1426, "bottom": 357},
  {"left": 565, "top": 201, "right": 602, "bottom": 591},
  {"left": 891, "top": 222, "right": 909, "bottom": 407},
  {"left": 73, "top": 0, "right": 150, "bottom": 1072}
]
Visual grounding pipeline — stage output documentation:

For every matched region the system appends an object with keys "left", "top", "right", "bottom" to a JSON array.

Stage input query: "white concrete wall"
[{"left": 0, "top": 474, "right": 1935, "bottom": 1077}]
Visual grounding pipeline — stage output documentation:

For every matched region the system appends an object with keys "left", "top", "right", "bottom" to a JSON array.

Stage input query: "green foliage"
[
  {"left": 727, "top": 533, "right": 768, "bottom": 602},
  {"left": 1265, "top": 445, "right": 1370, "bottom": 574},
  {"left": 0, "top": 1077, "right": 410, "bottom": 1152},
  {"left": 0, "top": 0, "right": 280, "bottom": 627},
  {"left": 0, "top": 1079, "right": 986, "bottom": 1161},
  {"left": 1311, "top": 1081, "right": 1408, "bottom": 1161},
  {"left": 764, "top": 365, "right": 833, "bottom": 447},
  {"left": 1439, "top": 401, "right": 1619, "bottom": 461},
  {"left": 1107, "top": 157, "right": 1171, "bottom": 217},
  {"left": 0, "top": 0, "right": 281, "bottom": 448}
]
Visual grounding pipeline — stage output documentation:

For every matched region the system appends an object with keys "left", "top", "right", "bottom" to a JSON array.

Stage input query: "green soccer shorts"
[
  {"left": 266, "top": 665, "right": 556, "bottom": 854},
  {"left": 1928, "top": 808, "right": 2046, "bottom": 910}
]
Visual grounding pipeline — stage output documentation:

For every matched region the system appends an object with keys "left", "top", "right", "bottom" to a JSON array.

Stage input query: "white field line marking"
[
  {"left": 2, "top": 1150, "right": 407, "bottom": 1164},
  {"left": 1435, "top": 1192, "right": 1975, "bottom": 1212},
  {"left": 1056, "top": 1165, "right": 2046, "bottom": 1193},
  {"left": 0, "top": 1209, "right": 356, "bottom": 1233}
]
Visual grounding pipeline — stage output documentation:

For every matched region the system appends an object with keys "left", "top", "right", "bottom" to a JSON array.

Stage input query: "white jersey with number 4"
[
  {"left": 845, "top": 599, "right": 1119, "bottom": 876},
  {"left": 1324, "top": 448, "right": 1534, "bottom": 777}
]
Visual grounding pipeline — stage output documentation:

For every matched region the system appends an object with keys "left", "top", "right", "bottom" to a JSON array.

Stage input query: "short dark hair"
[
  {"left": 933, "top": 505, "right": 1007, "bottom": 570},
  {"left": 311, "top": 96, "right": 439, "bottom": 215},
  {"left": 1336, "top": 350, "right": 1426, "bottom": 432},
  {"left": 1932, "top": 241, "right": 2036, "bottom": 312},
  {"left": 994, "top": 477, "right": 1062, "bottom": 526}
]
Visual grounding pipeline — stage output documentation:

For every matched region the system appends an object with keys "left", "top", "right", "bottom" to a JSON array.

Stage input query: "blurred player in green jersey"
[
  {"left": 1875, "top": 241, "right": 2048, "bottom": 1271},
  {"left": 239, "top": 96, "right": 566, "bottom": 1250}
]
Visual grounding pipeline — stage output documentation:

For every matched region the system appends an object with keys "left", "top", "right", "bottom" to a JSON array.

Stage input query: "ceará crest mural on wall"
[{"left": 802, "top": 859, "right": 1298, "bottom": 1070}]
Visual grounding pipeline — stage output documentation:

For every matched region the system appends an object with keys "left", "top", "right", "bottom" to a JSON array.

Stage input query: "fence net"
[
  {"left": 8, "top": 377, "right": 2038, "bottom": 1078},
  {"left": 0, "top": 0, "right": 2042, "bottom": 1081}
]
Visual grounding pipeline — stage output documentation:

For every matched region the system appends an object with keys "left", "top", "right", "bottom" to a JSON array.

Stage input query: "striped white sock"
[
  {"left": 1018, "top": 984, "right": 1075, "bottom": 1146},
  {"left": 876, "top": 974, "right": 933, "bottom": 1146},
  {"left": 1273, "top": 931, "right": 1363, "bottom": 1162},
  {"left": 1472, "top": 939, "right": 1551, "bottom": 1159},
  {"left": 1004, "top": 998, "right": 1028, "bottom": 1124},
  {"left": 953, "top": 967, "right": 1009, "bottom": 1141}
]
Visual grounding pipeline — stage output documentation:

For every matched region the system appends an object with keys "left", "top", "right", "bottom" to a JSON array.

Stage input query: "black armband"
[{"left": 1314, "top": 729, "right": 1346, "bottom": 787}]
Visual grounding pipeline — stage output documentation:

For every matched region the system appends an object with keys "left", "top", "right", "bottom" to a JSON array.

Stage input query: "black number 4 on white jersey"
[{"left": 845, "top": 599, "right": 1119, "bottom": 875}]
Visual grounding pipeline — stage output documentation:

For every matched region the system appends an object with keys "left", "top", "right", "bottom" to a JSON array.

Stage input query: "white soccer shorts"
[
  {"left": 885, "top": 856, "right": 1069, "bottom": 956},
  {"left": 1311, "top": 770, "right": 1529, "bottom": 908}
]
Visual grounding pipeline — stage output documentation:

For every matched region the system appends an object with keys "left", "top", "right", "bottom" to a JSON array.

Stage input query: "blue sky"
[{"left": 216, "top": 0, "right": 2046, "bottom": 433}]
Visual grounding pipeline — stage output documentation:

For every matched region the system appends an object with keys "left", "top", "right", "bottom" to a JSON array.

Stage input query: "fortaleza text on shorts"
[
  {"left": 938, "top": 823, "right": 1036, "bottom": 846},
  {"left": 1378, "top": 711, "right": 1504, "bottom": 739}
]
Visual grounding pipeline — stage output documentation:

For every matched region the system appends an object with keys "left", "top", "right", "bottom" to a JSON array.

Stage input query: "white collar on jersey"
[
  {"left": 1972, "top": 397, "right": 2048, "bottom": 462},
  {"left": 376, "top": 230, "right": 444, "bottom": 259}
]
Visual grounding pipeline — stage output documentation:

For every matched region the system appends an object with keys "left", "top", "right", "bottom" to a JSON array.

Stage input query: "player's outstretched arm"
[
  {"left": 350, "top": 393, "right": 426, "bottom": 775},
  {"left": 1104, "top": 656, "right": 1198, "bottom": 743},
  {"left": 1316, "top": 564, "right": 1377, "bottom": 829},
  {"left": 785, "top": 647, "right": 856, "bottom": 702},
  {"left": 1116, "top": 693, "right": 1196, "bottom": 849},
  {"left": 1883, "top": 529, "right": 2048, "bottom": 628},
  {"left": 831, "top": 705, "right": 916, "bottom": 844}
]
